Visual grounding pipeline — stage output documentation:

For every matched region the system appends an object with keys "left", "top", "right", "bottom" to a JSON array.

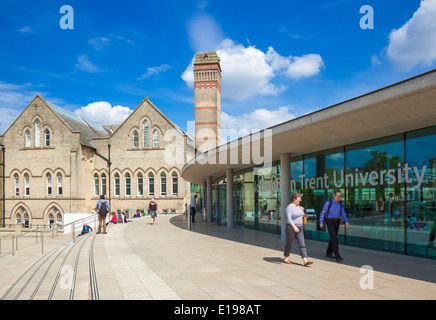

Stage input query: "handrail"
[{"left": 1, "top": 213, "right": 101, "bottom": 256}]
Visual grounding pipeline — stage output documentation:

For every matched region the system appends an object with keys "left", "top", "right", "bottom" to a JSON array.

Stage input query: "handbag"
[{"left": 303, "top": 214, "right": 307, "bottom": 226}]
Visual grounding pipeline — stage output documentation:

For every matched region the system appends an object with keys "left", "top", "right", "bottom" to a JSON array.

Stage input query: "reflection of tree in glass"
[{"left": 364, "top": 151, "right": 403, "bottom": 198}]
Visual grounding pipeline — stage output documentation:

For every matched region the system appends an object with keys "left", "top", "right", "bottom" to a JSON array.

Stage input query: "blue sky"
[{"left": 1, "top": 0, "right": 436, "bottom": 140}]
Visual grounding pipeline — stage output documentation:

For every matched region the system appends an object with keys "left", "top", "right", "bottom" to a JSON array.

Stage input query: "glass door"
[{"left": 234, "top": 181, "right": 244, "bottom": 225}]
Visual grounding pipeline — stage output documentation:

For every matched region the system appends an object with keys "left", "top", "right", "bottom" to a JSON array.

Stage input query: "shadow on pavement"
[{"left": 170, "top": 214, "right": 436, "bottom": 284}]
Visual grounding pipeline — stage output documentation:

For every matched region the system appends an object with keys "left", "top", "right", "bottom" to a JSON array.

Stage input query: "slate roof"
[{"left": 48, "top": 103, "right": 112, "bottom": 148}]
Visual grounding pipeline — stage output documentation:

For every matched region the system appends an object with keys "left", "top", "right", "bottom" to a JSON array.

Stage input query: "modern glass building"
[{"left": 182, "top": 69, "right": 436, "bottom": 260}]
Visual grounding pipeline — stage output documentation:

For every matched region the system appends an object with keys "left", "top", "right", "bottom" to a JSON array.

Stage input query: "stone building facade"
[{"left": 0, "top": 94, "right": 196, "bottom": 227}]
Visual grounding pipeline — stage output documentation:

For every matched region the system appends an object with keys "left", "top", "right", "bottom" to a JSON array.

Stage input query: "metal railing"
[{"left": 0, "top": 213, "right": 100, "bottom": 256}]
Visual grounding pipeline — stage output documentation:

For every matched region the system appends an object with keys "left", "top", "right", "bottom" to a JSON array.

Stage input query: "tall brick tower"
[{"left": 194, "top": 51, "right": 221, "bottom": 152}]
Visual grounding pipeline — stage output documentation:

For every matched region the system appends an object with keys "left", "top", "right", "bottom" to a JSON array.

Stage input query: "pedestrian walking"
[
  {"left": 283, "top": 192, "right": 313, "bottom": 266},
  {"left": 319, "top": 189, "right": 349, "bottom": 262},
  {"left": 96, "top": 195, "right": 110, "bottom": 234},
  {"left": 149, "top": 199, "right": 158, "bottom": 225},
  {"left": 190, "top": 195, "right": 197, "bottom": 223}
]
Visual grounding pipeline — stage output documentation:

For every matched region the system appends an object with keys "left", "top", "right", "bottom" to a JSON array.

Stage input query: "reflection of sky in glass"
[
  {"left": 289, "top": 131, "right": 436, "bottom": 188},
  {"left": 326, "top": 152, "right": 344, "bottom": 170},
  {"left": 291, "top": 160, "right": 302, "bottom": 181},
  {"left": 406, "top": 134, "right": 436, "bottom": 167},
  {"left": 304, "top": 157, "right": 316, "bottom": 178},
  {"left": 346, "top": 141, "right": 403, "bottom": 169}
]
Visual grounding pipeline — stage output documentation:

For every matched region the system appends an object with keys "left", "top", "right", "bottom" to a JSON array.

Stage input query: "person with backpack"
[
  {"left": 96, "top": 195, "right": 110, "bottom": 234},
  {"left": 319, "top": 189, "right": 349, "bottom": 262}
]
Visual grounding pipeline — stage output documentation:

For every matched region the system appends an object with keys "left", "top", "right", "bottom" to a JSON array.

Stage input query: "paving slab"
[{"left": 1, "top": 213, "right": 436, "bottom": 301}]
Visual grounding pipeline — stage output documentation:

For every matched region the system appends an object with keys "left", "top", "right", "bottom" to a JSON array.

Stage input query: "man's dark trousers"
[
  {"left": 190, "top": 207, "right": 196, "bottom": 222},
  {"left": 325, "top": 218, "right": 341, "bottom": 258}
]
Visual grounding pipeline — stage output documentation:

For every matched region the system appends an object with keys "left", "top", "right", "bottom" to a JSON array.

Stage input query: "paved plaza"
[{"left": 0, "top": 213, "right": 435, "bottom": 301}]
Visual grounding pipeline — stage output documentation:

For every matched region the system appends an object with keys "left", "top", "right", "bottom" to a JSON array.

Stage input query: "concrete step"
[{"left": 0, "top": 232, "right": 97, "bottom": 300}]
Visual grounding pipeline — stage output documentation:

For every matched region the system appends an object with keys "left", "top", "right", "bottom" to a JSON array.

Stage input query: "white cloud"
[
  {"left": 74, "top": 101, "right": 132, "bottom": 125},
  {"left": 137, "top": 64, "right": 171, "bottom": 80},
  {"left": 371, "top": 55, "right": 381, "bottom": 66},
  {"left": 187, "top": 13, "right": 224, "bottom": 52},
  {"left": 88, "top": 37, "right": 111, "bottom": 51},
  {"left": 216, "top": 40, "right": 285, "bottom": 100},
  {"left": 387, "top": 0, "right": 436, "bottom": 71},
  {"left": 182, "top": 39, "right": 324, "bottom": 101},
  {"left": 75, "top": 55, "right": 100, "bottom": 73},
  {"left": 181, "top": 59, "right": 195, "bottom": 87},
  {"left": 285, "top": 54, "right": 325, "bottom": 80},
  {"left": 17, "top": 26, "right": 37, "bottom": 34},
  {"left": 220, "top": 106, "right": 296, "bottom": 141}
]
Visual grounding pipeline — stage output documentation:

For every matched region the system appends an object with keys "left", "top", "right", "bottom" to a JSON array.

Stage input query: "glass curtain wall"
[
  {"left": 207, "top": 125, "right": 436, "bottom": 259},
  {"left": 190, "top": 183, "right": 203, "bottom": 215},
  {"left": 257, "top": 161, "right": 281, "bottom": 234},
  {"left": 286, "top": 127, "right": 436, "bottom": 259},
  {"left": 211, "top": 161, "right": 280, "bottom": 233},
  {"left": 405, "top": 127, "right": 436, "bottom": 258},
  {"left": 345, "top": 135, "right": 405, "bottom": 254}
]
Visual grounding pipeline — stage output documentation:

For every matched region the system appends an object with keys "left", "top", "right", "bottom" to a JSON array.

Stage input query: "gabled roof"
[{"left": 110, "top": 96, "right": 186, "bottom": 138}]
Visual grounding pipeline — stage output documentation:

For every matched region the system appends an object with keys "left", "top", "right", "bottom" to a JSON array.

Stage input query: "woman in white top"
[{"left": 283, "top": 192, "right": 313, "bottom": 266}]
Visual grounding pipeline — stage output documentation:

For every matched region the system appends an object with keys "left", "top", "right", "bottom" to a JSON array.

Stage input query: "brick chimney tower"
[{"left": 194, "top": 51, "right": 221, "bottom": 152}]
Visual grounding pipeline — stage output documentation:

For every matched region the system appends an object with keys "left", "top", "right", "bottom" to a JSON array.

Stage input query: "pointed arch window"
[
  {"left": 35, "top": 120, "right": 41, "bottom": 147},
  {"left": 24, "top": 213, "right": 29, "bottom": 228},
  {"left": 172, "top": 172, "right": 178, "bottom": 196},
  {"left": 143, "top": 121, "right": 149, "bottom": 148},
  {"left": 101, "top": 173, "right": 107, "bottom": 196},
  {"left": 137, "top": 173, "right": 143, "bottom": 196},
  {"left": 133, "top": 131, "right": 139, "bottom": 148},
  {"left": 57, "top": 173, "right": 63, "bottom": 195},
  {"left": 94, "top": 173, "right": 100, "bottom": 196},
  {"left": 49, "top": 213, "right": 54, "bottom": 225},
  {"left": 153, "top": 130, "right": 159, "bottom": 148},
  {"left": 114, "top": 173, "right": 120, "bottom": 196},
  {"left": 160, "top": 172, "right": 167, "bottom": 196},
  {"left": 125, "top": 173, "right": 131, "bottom": 196},
  {"left": 14, "top": 174, "right": 19, "bottom": 196},
  {"left": 25, "top": 130, "right": 31, "bottom": 148},
  {"left": 47, "top": 173, "right": 52, "bottom": 196},
  {"left": 45, "top": 129, "right": 50, "bottom": 147},
  {"left": 148, "top": 172, "right": 154, "bottom": 196},
  {"left": 24, "top": 173, "right": 30, "bottom": 196}
]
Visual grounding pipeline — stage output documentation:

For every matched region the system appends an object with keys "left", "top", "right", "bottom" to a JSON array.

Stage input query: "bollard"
[
  {"left": 41, "top": 231, "right": 44, "bottom": 254},
  {"left": 187, "top": 204, "right": 191, "bottom": 231},
  {"left": 11, "top": 235, "right": 14, "bottom": 256}
]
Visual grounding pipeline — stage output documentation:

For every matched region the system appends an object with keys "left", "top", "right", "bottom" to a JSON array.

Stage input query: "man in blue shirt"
[
  {"left": 319, "top": 189, "right": 349, "bottom": 262},
  {"left": 190, "top": 195, "right": 197, "bottom": 223}
]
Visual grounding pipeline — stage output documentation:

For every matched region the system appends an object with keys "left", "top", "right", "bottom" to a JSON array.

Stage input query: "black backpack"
[{"left": 98, "top": 201, "right": 109, "bottom": 215}]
